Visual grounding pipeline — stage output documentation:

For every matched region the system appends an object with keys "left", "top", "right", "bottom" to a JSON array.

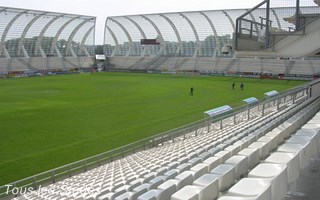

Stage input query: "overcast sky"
[{"left": 0, "top": 0, "right": 299, "bottom": 44}]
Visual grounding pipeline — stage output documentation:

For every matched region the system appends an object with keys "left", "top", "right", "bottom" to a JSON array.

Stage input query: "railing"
[
  {"left": 235, "top": 0, "right": 270, "bottom": 50},
  {"left": 0, "top": 81, "right": 312, "bottom": 199},
  {"left": 235, "top": 0, "right": 320, "bottom": 51}
]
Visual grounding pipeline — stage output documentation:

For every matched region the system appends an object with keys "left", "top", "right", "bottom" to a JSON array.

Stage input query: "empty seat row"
[
  {"left": 218, "top": 100, "right": 320, "bottom": 200},
  {"left": 13, "top": 95, "right": 316, "bottom": 200},
  {"left": 170, "top": 98, "right": 320, "bottom": 200}
]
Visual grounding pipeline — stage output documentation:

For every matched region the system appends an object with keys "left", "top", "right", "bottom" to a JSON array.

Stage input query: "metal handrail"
[
  {"left": 0, "top": 81, "right": 312, "bottom": 199},
  {"left": 268, "top": 14, "right": 320, "bottom": 48},
  {"left": 235, "top": 0, "right": 268, "bottom": 50},
  {"left": 235, "top": 0, "right": 320, "bottom": 51}
]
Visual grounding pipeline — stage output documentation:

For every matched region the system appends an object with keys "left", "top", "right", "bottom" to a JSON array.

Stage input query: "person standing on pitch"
[
  {"left": 240, "top": 83, "right": 244, "bottom": 90},
  {"left": 232, "top": 82, "right": 235, "bottom": 90},
  {"left": 189, "top": 86, "right": 194, "bottom": 96}
]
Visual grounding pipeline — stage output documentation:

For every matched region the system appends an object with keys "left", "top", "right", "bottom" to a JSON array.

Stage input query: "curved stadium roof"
[
  {"left": 0, "top": 7, "right": 96, "bottom": 58},
  {"left": 104, "top": 6, "right": 320, "bottom": 57}
]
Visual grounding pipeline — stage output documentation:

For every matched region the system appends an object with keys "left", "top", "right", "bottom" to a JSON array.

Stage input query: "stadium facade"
[
  {"left": 104, "top": 6, "right": 319, "bottom": 57},
  {"left": 0, "top": 7, "right": 96, "bottom": 73}
]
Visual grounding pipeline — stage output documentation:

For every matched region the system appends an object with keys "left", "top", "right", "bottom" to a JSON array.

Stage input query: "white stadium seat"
[
  {"left": 248, "top": 163, "right": 288, "bottom": 200},
  {"left": 223, "top": 178, "right": 272, "bottom": 200},
  {"left": 210, "top": 164, "right": 236, "bottom": 191}
]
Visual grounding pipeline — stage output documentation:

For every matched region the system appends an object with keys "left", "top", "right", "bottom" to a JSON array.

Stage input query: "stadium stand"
[
  {"left": 0, "top": 57, "right": 94, "bottom": 73},
  {"left": 108, "top": 56, "right": 320, "bottom": 76},
  {"left": 0, "top": 7, "right": 95, "bottom": 74},
  {"left": 105, "top": 7, "right": 320, "bottom": 57},
  {"left": 104, "top": 1, "right": 320, "bottom": 76},
  {"left": 8, "top": 82, "right": 320, "bottom": 199},
  {"left": 235, "top": 0, "right": 320, "bottom": 59}
]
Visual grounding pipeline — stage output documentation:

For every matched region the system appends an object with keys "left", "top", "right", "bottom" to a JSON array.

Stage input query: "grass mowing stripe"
[{"left": 0, "top": 72, "right": 306, "bottom": 184}]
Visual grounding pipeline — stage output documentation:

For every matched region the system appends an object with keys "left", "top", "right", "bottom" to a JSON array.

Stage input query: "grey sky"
[{"left": 0, "top": 0, "right": 295, "bottom": 44}]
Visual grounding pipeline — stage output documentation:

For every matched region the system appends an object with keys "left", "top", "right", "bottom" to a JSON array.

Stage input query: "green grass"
[{"left": 0, "top": 72, "right": 306, "bottom": 185}]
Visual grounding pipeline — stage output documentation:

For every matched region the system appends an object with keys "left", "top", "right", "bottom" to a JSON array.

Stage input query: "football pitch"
[{"left": 0, "top": 72, "right": 306, "bottom": 185}]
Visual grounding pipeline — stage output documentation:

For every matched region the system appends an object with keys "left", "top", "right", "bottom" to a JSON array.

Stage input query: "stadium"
[{"left": 1, "top": 0, "right": 320, "bottom": 199}]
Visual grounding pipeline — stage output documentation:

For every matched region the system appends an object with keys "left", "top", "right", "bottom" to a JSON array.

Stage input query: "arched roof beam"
[
  {"left": 271, "top": 9, "right": 282, "bottom": 30},
  {"left": 80, "top": 26, "right": 94, "bottom": 57},
  {"left": 18, "top": 12, "right": 47, "bottom": 57},
  {"left": 159, "top": 14, "right": 182, "bottom": 55},
  {"left": 35, "top": 14, "right": 64, "bottom": 57},
  {"left": 66, "top": 18, "right": 94, "bottom": 57},
  {"left": 140, "top": 15, "right": 166, "bottom": 55},
  {"left": 179, "top": 13, "right": 201, "bottom": 57},
  {"left": 1, "top": 10, "right": 27, "bottom": 58},
  {"left": 109, "top": 17, "right": 133, "bottom": 56},
  {"left": 0, "top": 10, "right": 26, "bottom": 43},
  {"left": 200, "top": 12, "right": 221, "bottom": 57},
  {"left": 106, "top": 26, "right": 119, "bottom": 56},
  {"left": 50, "top": 16, "right": 80, "bottom": 56},
  {"left": 222, "top": 10, "right": 235, "bottom": 31},
  {"left": 179, "top": 13, "right": 199, "bottom": 42},
  {"left": 124, "top": 16, "right": 150, "bottom": 56},
  {"left": 124, "top": 16, "right": 147, "bottom": 39}
]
